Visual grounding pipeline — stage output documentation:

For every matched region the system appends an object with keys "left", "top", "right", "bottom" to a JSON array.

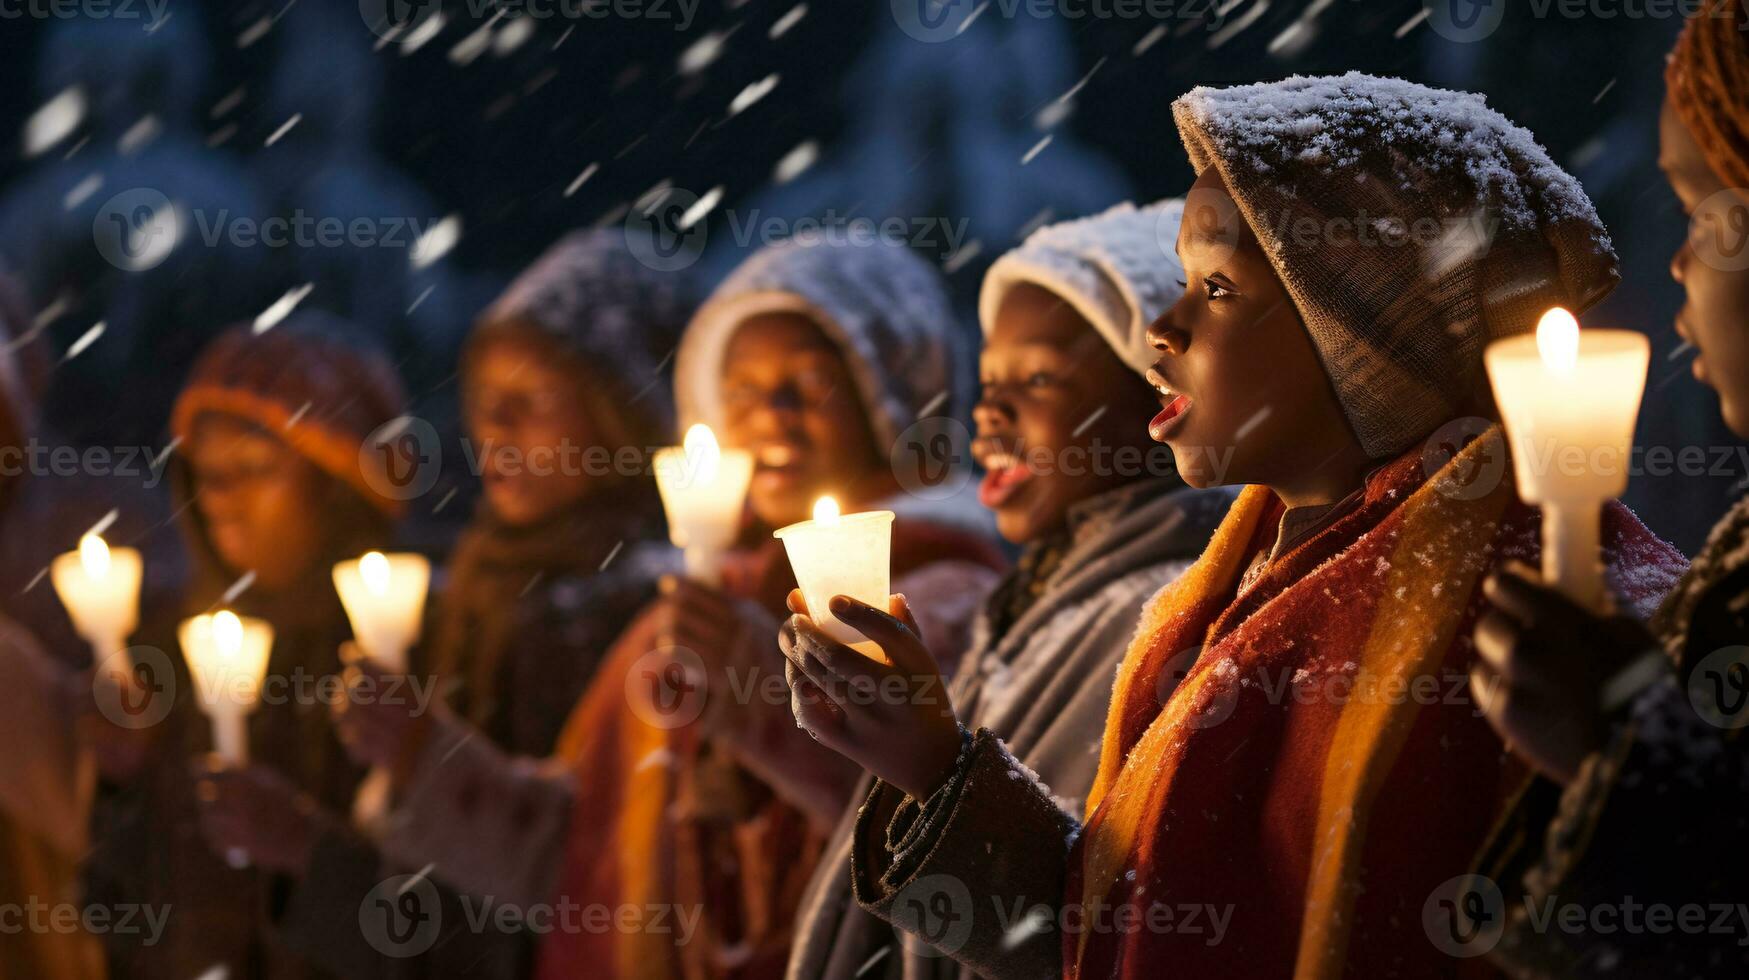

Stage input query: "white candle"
[
  {"left": 178, "top": 609, "right": 273, "bottom": 869},
  {"left": 653, "top": 423, "right": 754, "bottom": 586},
  {"left": 1485, "top": 308, "right": 1650, "bottom": 612},
  {"left": 773, "top": 496, "right": 896, "bottom": 662},
  {"left": 51, "top": 532, "right": 142, "bottom": 665},
  {"left": 332, "top": 551, "right": 429, "bottom": 672}
]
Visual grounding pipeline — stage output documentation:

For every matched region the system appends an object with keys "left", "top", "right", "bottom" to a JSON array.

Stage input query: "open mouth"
[
  {"left": 1146, "top": 370, "right": 1193, "bottom": 442},
  {"left": 753, "top": 443, "right": 806, "bottom": 486},
  {"left": 975, "top": 446, "right": 1033, "bottom": 509}
]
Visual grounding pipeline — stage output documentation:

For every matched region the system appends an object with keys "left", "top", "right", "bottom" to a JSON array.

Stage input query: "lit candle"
[
  {"left": 178, "top": 609, "right": 274, "bottom": 869},
  {"left": 653, "top": 423, "right": 754, "bottom": 586},
  {"left": 773, "top": 496, "right": 896, "bottom": 662},
  {"left": 51, "top": 532, "right": 143, "bottom": 665},
  {"left": 1485, "top": 308, "right": 1650, "bottom": 612},
  {"left": 332, "top": 551, "right": 430, "bottom": 672}
]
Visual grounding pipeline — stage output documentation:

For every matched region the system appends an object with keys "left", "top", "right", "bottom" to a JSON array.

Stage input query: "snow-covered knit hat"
[
  {"left": 478, "top": 229, "right": 697, "bottom": 421},
  {"left": 1173, "top": 72, "right": 1620, "bottom": 458},
  {"left": 172, "top": 314, "right": 408, "bottom": 517},
  {"left": 979, "top": 200, "right": 1186, "bottom": 375},
  {"left": 674, "top": 237, "right": 958, "bottom": 448}
]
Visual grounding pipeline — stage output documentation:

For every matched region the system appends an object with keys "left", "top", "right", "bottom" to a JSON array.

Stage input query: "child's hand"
[
  {"left": 1471, "top": 561, "right": 1664, "bottom": 785},
  {"left": 330, "top": 645, "right": 431, "bottom": 775},
  {"left": 779, "top": 591, "right": 963, "bottom": 800},
  {"left": 191, "top": 758, "right": 332, "bottom": 875}
]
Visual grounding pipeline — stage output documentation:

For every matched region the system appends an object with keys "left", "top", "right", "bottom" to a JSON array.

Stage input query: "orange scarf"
[{"left": 1068, "top": 429, "right": 1683, "bottom": 979}]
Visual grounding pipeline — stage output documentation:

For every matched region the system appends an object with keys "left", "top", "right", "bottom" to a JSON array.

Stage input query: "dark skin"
[
  {"left": 651, "top": 313, "right": 894, "bottom": 830},
  {"left": 463, "top": 331, "right": 603, "bottom": 528},
  {"left": 974, "top": 283, "right": 1163, "bottom": 543},
  {"left": 1146, "top": 168, "right": 1373, "bottom": 507},
  {"left": 186, "top": 415, "right": 334, "bottom": 592},
  {"left": 781, "top": 172, "right": 1377, "bottom": 799},
  {"left": 1472, "top": 97, "right": 1749, "bottom": 785}
]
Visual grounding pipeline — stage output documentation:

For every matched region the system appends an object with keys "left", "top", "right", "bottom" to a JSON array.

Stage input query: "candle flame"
[
  {"left": 682, "top": 423, "right": 721, "bottom": 484},
  {"left": 813, "top": 495, "right": 840, "bottom": 525},
  {"left": 360, "top": 551, "right": 390, "bottom": 597},
  {"left": 213, "top": 609, "right": 242, "bottom": 658},
  {"left": 79, "top": 532, "right": 110, "bottom": 580},
  {"left": 1536, "top": 307, "right": 1580, "bottom": 377}
]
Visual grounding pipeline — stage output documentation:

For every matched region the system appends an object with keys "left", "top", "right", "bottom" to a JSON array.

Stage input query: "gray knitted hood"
[
  {"left": 480, "top": 229, "right": 698, "bottom": 432},
  {"left": 674, "top": 237, "right": 960, "bottom": 449}
]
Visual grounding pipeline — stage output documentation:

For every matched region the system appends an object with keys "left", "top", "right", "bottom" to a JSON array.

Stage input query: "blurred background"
[{"left": 0, "top": 0, "right": 1721, "bottom": 552}]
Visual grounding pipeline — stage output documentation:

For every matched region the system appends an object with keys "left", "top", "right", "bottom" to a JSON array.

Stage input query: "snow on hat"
[
  {"left": 1667, "top": 0, "right": 1749, "bottom": 192},
  {"left": 171, "top": 313, "right": 408, "bottom": 517},
  {"left": 477, "top": 229, "right": 698, "bottom": 437},
  {"left": 674, "top": 237, "right": 958, "bottom": 448},
  {"left": 979, "top": 200, "right": 1186, "bottom": 375},
  {"left": 1173, "top": 72, "right": 1620, "bottom": 458}
]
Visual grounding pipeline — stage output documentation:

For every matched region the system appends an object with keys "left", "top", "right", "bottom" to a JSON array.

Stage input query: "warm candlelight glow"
[
  {"left": 774, "top": 502, "right": 896, "bottom": 662},
  {"left": 79, "top": 532, "right": 110, "bottom": 579},
  {"left": 682, "top": 422, "right": 721, "bottom": 484},
  {"left": 212, "top": 609, "right": 242, "bottom": 657},
  {"left": 333, "top": 552, "right": 430, "bottom": 672},
  {"left": 812, "top": 495, "right": 841, "bottom": 525},
  {"left": 1485, "top": 308, "right": 1651, "bottom": 611},
  {"left": 52, "top": 531, "right": 143, "bottom": 664},
  {"left": 1536, "top": 307, "right": 1580, "bottom": 377},
  {"left": 360, "top": 550, "right": 390, "bottom": 597},
  {"left": 653, "top": 423, "right": 754, "bottom": 585}
]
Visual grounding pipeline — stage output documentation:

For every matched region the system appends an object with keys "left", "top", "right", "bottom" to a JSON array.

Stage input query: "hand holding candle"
[
  {"left": 51, "top": 532, "right": 142, "bottom": 665},
  {"left": 178, "top": 609, "right": 274, "bottom": 869},
  {"left": 774, "top": 496, "right": 896, "bottom": 662},
  {"left": 654, "top": 424, "right": 754, "bottom": 586},
  {"left": 1485, "top": 308, "right": 1650, "bottom": 612},
  {"left": 332, "top": 551, "right": 429, "bottom": 672}
]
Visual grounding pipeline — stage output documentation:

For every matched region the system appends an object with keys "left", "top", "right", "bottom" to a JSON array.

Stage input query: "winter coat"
[
  {"left": 1475, "top": 492, "right": 1749, "bottom": 978},
  {"left": 786, "top": 479, "right": 1234, "bottom": 980},
  {"left": 846, "top": 429, "right": 1685, "bottom": 980},
  {"left": 85, "top": 319, "right": 407, "bottom": 980}
]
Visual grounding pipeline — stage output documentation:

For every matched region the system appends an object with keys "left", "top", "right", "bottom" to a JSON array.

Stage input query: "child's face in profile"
[
  {"left": 187, "top": 414, "right": 331, "bottom": 591},
  {"left": 719, "top": 312, "right": 883, "bottom": 528},
  {"left": 464, "top": 332, "right": 601, "bottom": 528},
  {"left": 1660, "top": 96, "right": 1749, "bottom": 440},
  {"left": 974, "top": 284, "right": 1160, "bottom": 544},
  {"left": 1147, "top": 168, "right": 1363, "bottom": 500}
]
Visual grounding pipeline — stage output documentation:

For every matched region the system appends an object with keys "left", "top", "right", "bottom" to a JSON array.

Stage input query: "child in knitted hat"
[
  {"left": 786, "top": 201, "right": 1235, "bottom": 980},
  {"left": 86, "top": 313, "right": 407, "bottom": 980},
  {"left": 186, "top": 230, "right": 694, "bottom": 979},
  {"left": 779, "top": 74, "right": 1687, "bottom": 980},
  {"left": 1470, "top": 4, "right": 1749, "bottom": 973}
]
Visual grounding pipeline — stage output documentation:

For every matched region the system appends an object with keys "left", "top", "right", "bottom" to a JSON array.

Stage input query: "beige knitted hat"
[{"left": 1173, "top": 72, "right": 1620, "bottom": 458}]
